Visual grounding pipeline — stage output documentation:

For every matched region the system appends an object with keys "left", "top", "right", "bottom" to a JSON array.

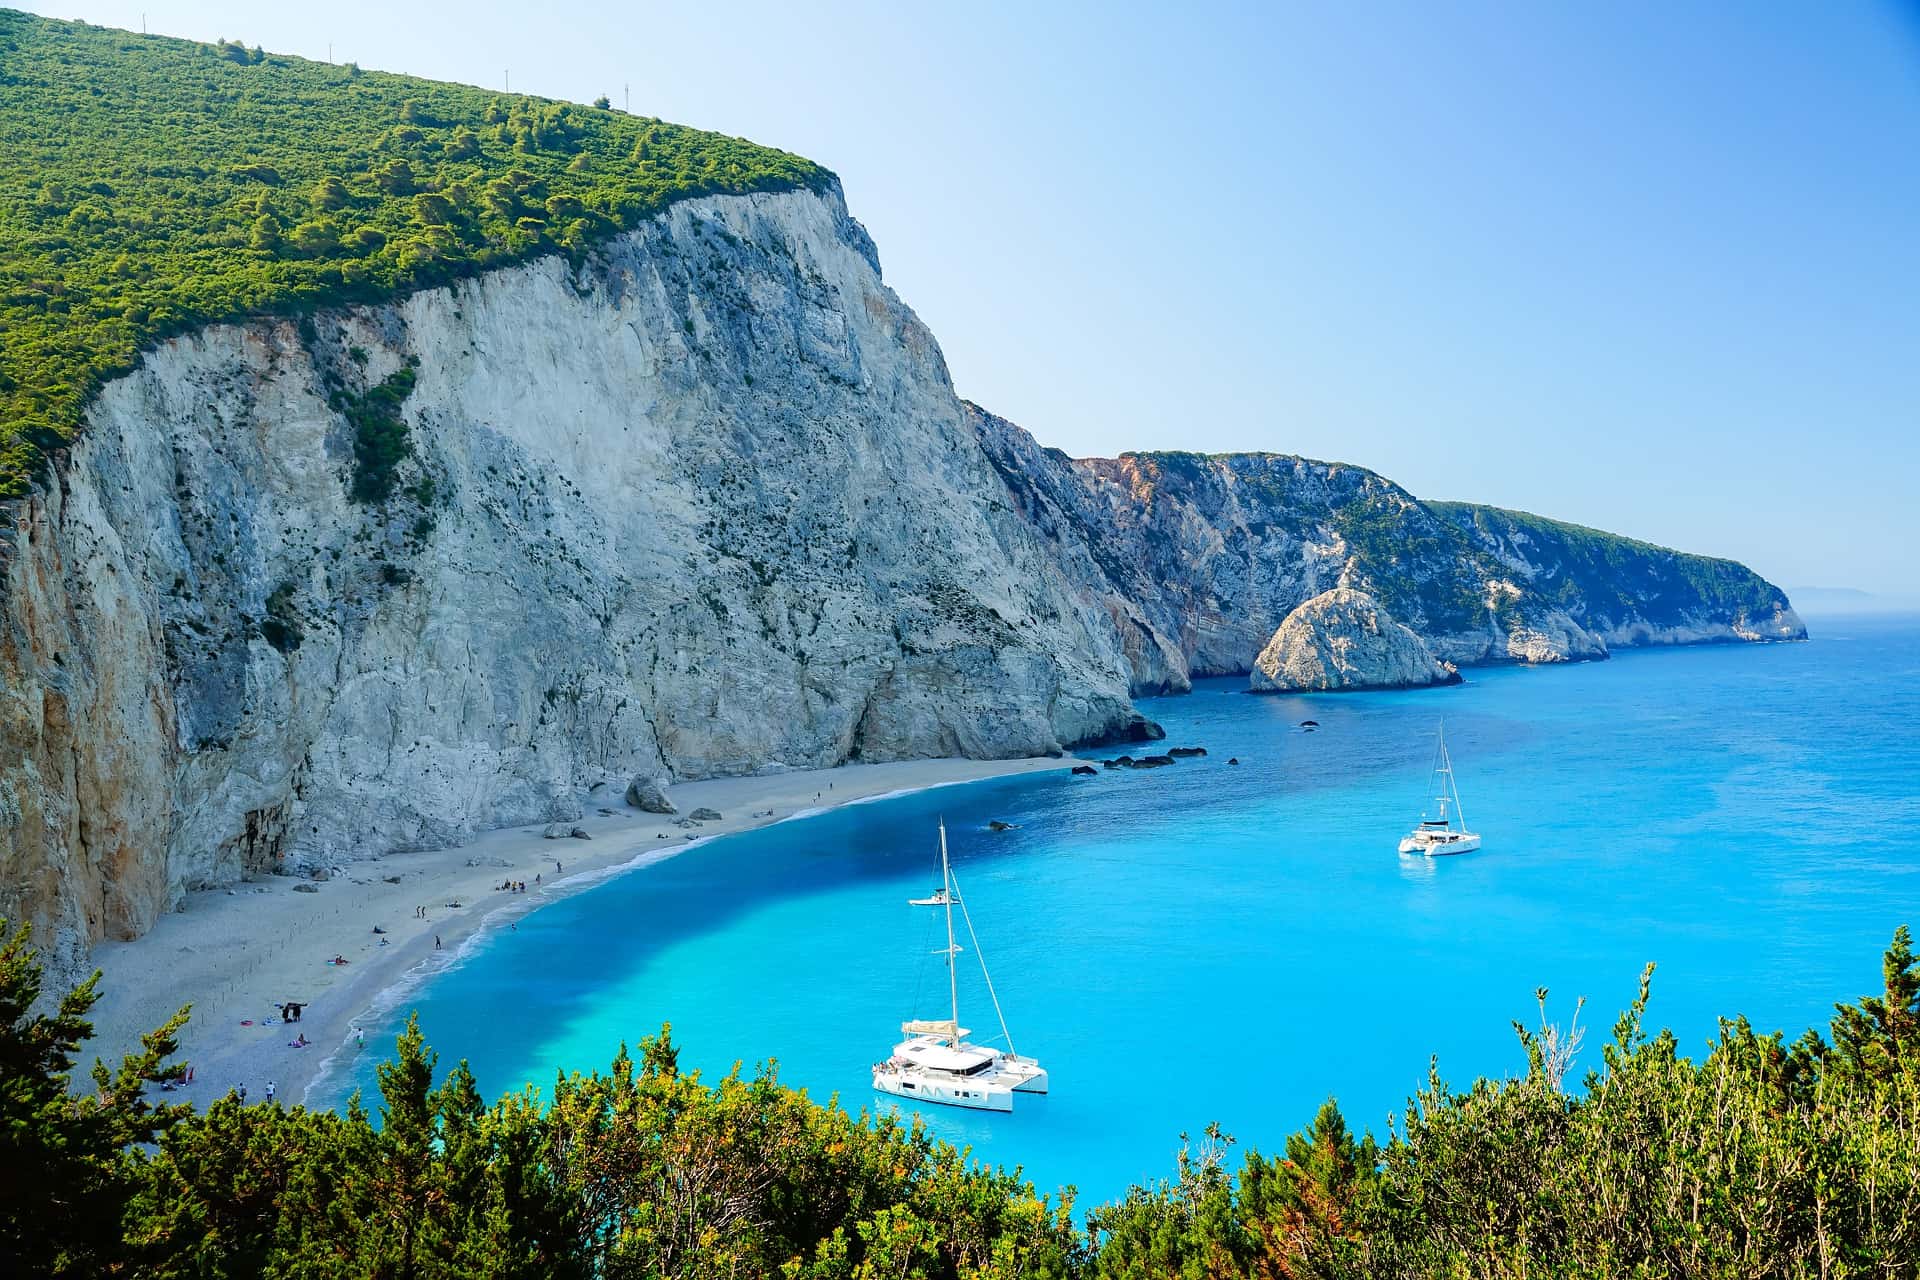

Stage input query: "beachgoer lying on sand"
[
  {"left": 372, "top": 925, "right": 387, "bottom": 934},
  {"left": 288, "top": 1035, "right": 308, "bottom": 1049},
  {"left": 329, "top": 955, "right": 349, "bottom": 965}
]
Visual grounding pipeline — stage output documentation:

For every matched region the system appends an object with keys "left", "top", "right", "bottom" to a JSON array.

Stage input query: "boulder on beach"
[
  {"left": 688, "top": 807, "right": 723, "bottom": 822},
  {"left": 625, "top": 774, "right": 677, "bottom": 815}
]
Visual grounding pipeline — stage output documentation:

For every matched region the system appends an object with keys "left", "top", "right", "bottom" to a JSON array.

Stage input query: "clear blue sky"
[{"left": 30, "top": 2, "right": 1920, "bottom": 594}]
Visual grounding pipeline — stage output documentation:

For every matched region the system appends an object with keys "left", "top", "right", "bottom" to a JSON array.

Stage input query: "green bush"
[
  {"left": 3, "top": 916, "right": 1916, "bottom": 1277},
  {"left": 0, "top": 11, "right": 833, "bottom": 498}
]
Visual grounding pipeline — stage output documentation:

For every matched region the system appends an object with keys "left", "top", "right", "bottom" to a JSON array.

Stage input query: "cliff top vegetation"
[
  {"left": 0, "top": 9, "right": 832, "bottom": 498},
  {"left": 1431, "top": 500, "right": 1793, "bottom": 620}
]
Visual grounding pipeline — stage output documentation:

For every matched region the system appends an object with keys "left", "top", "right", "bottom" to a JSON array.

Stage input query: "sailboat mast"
[
  {"left": 1444, "top": 732, "right": 1468, "bottom": 831},
  {"left": 940, "top": 820, "right": 960, "bottom": 1046}
]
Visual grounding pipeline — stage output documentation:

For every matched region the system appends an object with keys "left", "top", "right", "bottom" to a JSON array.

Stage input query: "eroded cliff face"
[
  {"left": 1250, "top": 589, "right": 1460, "bottom": 693},
  {"left": 0, "top": 186, "right": 1145, "bottom": 975},
  {"left": 0, "top": 185, "right": 1805, "bottom": 969},
  {"left": 970, "top": 405, "right": 1804, "bottom": 694}
]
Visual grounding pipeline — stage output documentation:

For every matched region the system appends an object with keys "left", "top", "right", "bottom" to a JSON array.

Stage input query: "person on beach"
[
  {"left": 355, "top": 1026, "right": 364, "bottom": 1050},
  {"left": 435, "top": 935, "right": 441, "bottom": 949},
  {"left": 265, "top": 1081, "right": 275, "bottom": 1101},
  {"left": 238, "top": 1085, "right": 247, "bottom": 1104}
]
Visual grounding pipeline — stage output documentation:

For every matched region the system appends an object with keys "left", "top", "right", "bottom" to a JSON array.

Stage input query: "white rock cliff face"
[
  {"left": 0, "top": 187, "right": 1148, "bottom": 977},
  {"left": 1250, "top": 589, "right": 1460, "bottom": 692},
  {"left": 971, "top": 407, "right": 1804, "bottom": 692},
  {"left": 0, "top": 185, "right": 1805, "bottom": 970}
]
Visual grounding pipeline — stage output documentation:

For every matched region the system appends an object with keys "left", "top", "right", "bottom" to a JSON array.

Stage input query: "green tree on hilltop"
[{"left": 0, "top": 10, "right": 832, "bottom": 498}]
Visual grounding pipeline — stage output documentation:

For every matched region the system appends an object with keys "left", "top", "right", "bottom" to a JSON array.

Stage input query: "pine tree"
[{"left": 0, "top": 920, "right": 188, "bottom": 1276}]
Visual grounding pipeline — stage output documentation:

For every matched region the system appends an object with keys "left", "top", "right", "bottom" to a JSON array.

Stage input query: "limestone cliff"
[
  {"left": 0, "top": 186, "right": 1146, "bottom": 977},
  {"left": 970, "top": 406, "right": 1804, "bottom": 693},
  {"left": 1250, "top": 589, "right": 1459, "bottom": 692},
  {"left": 0, "top": 184, "right": 1804, "bottom": 971}
]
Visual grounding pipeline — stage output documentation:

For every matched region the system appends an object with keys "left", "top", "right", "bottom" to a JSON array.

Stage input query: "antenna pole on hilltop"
[
  {"left": 624, "top": 82, "right": 629, "bottom": 112},
  {"left": 505, "top": 69, "right": 510, "bottom": 92}
]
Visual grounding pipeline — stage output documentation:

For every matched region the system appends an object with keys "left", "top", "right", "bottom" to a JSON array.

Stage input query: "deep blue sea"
[{"left": 327, "top": 614, "right": 1920, "bottom": 1207}]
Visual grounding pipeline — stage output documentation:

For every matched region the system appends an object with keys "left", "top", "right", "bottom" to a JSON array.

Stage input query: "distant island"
[{"left": 1787, "top": 585, "right": 1920, "bottom": 614}]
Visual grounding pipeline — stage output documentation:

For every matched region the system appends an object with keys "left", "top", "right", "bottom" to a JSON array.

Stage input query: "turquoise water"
[{"left": 328, "top": 615, "right": 1920, "bottom": 1205}]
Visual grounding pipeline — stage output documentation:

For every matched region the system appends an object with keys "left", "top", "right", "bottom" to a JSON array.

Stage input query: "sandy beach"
[{"left": 81, "top": 756, "right": 1075, "bottom": 1108}]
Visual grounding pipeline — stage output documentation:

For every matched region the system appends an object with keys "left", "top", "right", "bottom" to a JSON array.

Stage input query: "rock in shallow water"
[{"left": 1250, "top": 589, "right": 1461, "bottom": 693}]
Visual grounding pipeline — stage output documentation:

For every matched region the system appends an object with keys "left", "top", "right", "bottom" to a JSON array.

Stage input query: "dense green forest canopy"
[
  {"left": 0, "top": 10, "right": 832, "bottom": 498},
  {"left": 3, "top": 917, "right": 1916, "bottom": 1277}
]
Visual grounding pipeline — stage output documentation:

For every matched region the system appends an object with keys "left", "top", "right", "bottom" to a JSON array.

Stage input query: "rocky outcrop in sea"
[{"left": 1250, "top": 589, "right": 1461, "bottom": 692}]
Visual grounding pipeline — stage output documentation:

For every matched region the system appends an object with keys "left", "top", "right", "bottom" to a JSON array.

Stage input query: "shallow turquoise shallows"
[{"left": 325, "top": 614, "right": 1920, "bottom": 1206}]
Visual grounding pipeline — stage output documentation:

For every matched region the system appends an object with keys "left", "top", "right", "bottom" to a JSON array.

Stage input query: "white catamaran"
[
  {"left": 872, "top": 820, "right": 1047, "bottom": 1112},
  {"left": 1398, "top": 721, "right": 1482, "bottom": 856}
]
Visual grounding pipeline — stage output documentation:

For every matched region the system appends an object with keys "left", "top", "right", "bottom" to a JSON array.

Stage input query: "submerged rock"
[
  {"left": 987, "top": 820, "right": 1018, "bottom": 831},
  {"left": 1167, "top": 746, "right": 1207, "bottom": 758},
  {"left": 1250, "top": 589, "right": 1462, "bottom": 693},
  {"left": 1070, "top": 764, "right": 1098, "bottom": 776}
]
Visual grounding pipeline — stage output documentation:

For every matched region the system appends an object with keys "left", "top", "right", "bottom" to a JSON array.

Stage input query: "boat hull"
[
  {"left": 1398, "top": 831, "right": 1482, "bottom": 856},
  {"left": 1002, "top": 1058, "right": 1049, "bottom": 1093},
  {"left": 872, "top": 1067, "right": 1014, "bottom": 1111}
]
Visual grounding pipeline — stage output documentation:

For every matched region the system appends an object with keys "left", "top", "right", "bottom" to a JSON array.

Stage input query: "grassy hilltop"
[{"left": 0, "top": 10, "right": 832, "bottom": 497}]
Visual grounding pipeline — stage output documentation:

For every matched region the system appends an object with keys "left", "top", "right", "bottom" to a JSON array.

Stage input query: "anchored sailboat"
[
  {"left": 872, "top": 820, "right": 1047, "bottom": 1112},
  {"left": 1398, "top": 721, "right": 1482, "bottom": 856}
]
